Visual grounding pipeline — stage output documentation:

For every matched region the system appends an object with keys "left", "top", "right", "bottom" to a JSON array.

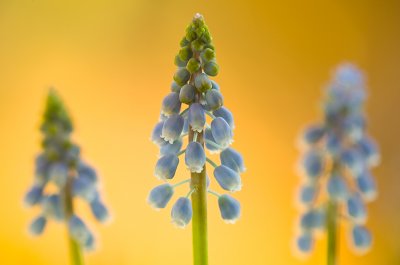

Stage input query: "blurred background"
[{"left": 0, "top": 0, "right": 399, "bottom": 264}]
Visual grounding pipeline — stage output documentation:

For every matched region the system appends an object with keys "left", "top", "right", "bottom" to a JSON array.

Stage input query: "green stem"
[
  {"left": 63, "top": 173, "right": 85, "bottom": 265},
  {"left": 190, "top": 129, "right": 208, "bottom": 265},
  {"left": 327, "top": 200, "right": 338, "bottom": 265}
]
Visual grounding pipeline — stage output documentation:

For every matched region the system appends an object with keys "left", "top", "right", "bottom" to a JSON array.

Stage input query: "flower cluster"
[
  {"left": 148, "top": 14, "right": 245, "bottom": 227},
  {"left": 295, "top": 64, "right": 380, "bottom": 255},
  {"left": 24, "top": 90, "right": 110, "bottom": 250}
]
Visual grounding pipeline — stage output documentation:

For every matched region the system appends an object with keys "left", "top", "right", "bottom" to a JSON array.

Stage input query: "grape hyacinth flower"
[
  {"left": 23, "top": 90, "right": 110, "bottom": 265},
  {"left": 148, "top": 14, "right": 245, "bottom": 265},
  {"left": 294, "top": 64, "right": 380, "bottom": 264}
]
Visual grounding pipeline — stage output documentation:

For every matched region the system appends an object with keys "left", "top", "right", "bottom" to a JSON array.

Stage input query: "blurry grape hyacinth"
[
  {"left": 148, "top": 14, "right": 244, "bottom": 265},
  {"left": 294, "top": 64, "right": 380, "bottom": 264},
  {"left": 24, "top": 90, "right": 110, "bottom": 265}
]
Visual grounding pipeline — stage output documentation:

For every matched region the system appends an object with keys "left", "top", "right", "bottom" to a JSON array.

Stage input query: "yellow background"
[{"left": 0, "top": 0, "right": 399, "bottom": 264}]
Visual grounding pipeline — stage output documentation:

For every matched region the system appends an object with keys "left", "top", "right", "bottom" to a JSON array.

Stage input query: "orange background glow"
[{"left": 0, "top": 0, "right": 399, "bottom": 264}]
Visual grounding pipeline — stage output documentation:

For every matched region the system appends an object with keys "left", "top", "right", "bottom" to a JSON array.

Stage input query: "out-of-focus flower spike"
[
  {"left": 220, "top": 147, "right": 245, "bottom": 173},
  {"left": 171, "top": 197, "right": 193, "bottom": 228},
  {"left": 214, "top": 165, "right": 241, "bottom": 192},
  {"left": 188, "top": 103, "right": 206, "bottom": 132},
  {"left": 161, "top": 92, "right": 182, "bottom": 116},
  {"left": 185, "top": 142, "right": 206, "bottom": 173},
  {"left": 147, "top": 184, "right": 174, "bottom": 209},
  {"left": 154, "top": 154, "right": 179, "bottom": 180},
  {"left": 217, "top": 194, "right": 240, "bottom": 223},
  {"left": 161, "top": 114, "right": 185, "bottom": 144}
]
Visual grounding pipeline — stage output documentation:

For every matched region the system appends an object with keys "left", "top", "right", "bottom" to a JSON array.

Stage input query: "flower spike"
[{"left": 147, "top": 14, "right": 244, "bottom": 265}]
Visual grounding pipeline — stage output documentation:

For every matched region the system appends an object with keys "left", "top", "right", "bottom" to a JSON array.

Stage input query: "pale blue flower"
[
  {"left": 72, "top": 177, "right": 97, "bottom": 201},
  {"left": 90, "top": 199, "right": 110, "bottom": 223},
  {"left": 171, "top": 197, "right": 193, "bottom": 228},
  {"left": 205, "top": 89, "right": 223, "bottom": 111},
  {"left": 204, "top": 127, "right": 221, "bottom": 153},
  {"left": 194, "top": 73, "right": 212, "bottom": 92},
  {"left": 340, "top": 149, "right": 364, "bottom": 176},
  {"left": 42, "top": 194, "right": 64, "bottom": 221},
  {"left": 161, "top": 114, "right": 184, "bottom": 144},
  {"left": 302, "top": 150, "right": 324, "bottom": 179},
  {"left": 179, "top": 84, "right": 196, "bottom": 104},
  {"left": 214, "top": 165, "right": 241, "bottom": 192},
  {"left": 77, "top": 163, "right": 98, "bottom": 184},
  {"left": 351, "top": 225, "right": 372, "bottom": 253},
  {"left": 213, "top": 107, "right": 234, "bottom": 129},
  {"left": 29, "top": 215, "right": 47, "bottom": 235},
  {"left": 151, "top": 121, "right": 165, "bottom": 146},
  {"left": 218, "top": 194, "right": 240, "bottom": 223},
  {"left": 356, "top": 171, "right": 377, "bottom": 202},
  {"left": 49, "top": 163, "right": 68, "bottom": 187},
  {"left": 327, "top": 175, "right": 348, "bottom": 202},
  {"left": 302, "top": 125, "right": 325, "bottom": 145},
  {"left": 155, "top": 154, "right": 179, "bottom": 180},
  {"left": 148, "top": 184, "right": 174, "bottom": 209},
  {"left": 298, "top": 184, "right": 316, "bottom": 206},
  {"left": 161, "top": 92, "right": 182, "bottom": 116},
  {"left": 160, "top": 139, "right": 183, "bottom": 156},
  {"left": 357, "top": 137, "right": 379, "bottom": 166},
  {"left": 220, "top": 147, "right": 245, "bottom": 173},
  {"left": 69, "top": 215, "right": 92, "bottom": 246},
  {"left": 346, "top": 193, "right": 366, "bottom": 224},
  {"left": 300, "top": 209, "right": 325, "bottom": 231},
  {"left": 188, "top": 103, "right": 205, "bottom": 132},
  {"left": 24, "top": 186, "right": 43, "bottom": 207},
  {"left": 185, "top": 142, "right": 206, "bottom": 173},
  {"left": 211, "top": 117, "right": 233, "bottom": 149},
  {"left": 296, "top": 233, "right": 313, "bottom": 254}
]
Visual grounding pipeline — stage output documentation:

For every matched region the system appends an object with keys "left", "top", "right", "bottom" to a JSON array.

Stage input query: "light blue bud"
[
  {"left": 179, "top": 84, "right": 196, "bottom": 104},
  {"left": 90, "top": 199, "right": 110, "bottom": 223},
  {"left": 194, "top": 73, "right": 212, "bottom": 92},
  {"left": 218, "top": 194, "right": 240, "bottom": 223},
  {"left": 173, "top": 68, "right": 190, "bottom": 86},
  {"left": 205, "top": 89, "right": 223, "bottom": 111},
  {"left": 69, "top": 215, "right": 91, "bottom": 245},
  {"left": 303, "top": 125, "right": 325, "bottom": 145},
  {"left": 302, "top": 150, "right": 324, "bottom": 179},
  {"left": 147, "top": 184, "right": 174, "bottom": 209},
  {"left": 72, "top": 177, "right": 97, "bottom": 201},
  {"left": 161, "top": 92, "right": 181, "bottom": 116},
  {"left": 357, "top": 137, "right": 379, "bottom": 166},
  {"left": 151, "top": 121, "right": 165, "bottom": 146},
  {"left": 300, "top": 209, "right": 325, "bottom": 231},
  {"left": 171, "top": 197, "right": 192, "bottom": 228},
  {"left": 159, "top": 113, "right": 168, "bottom": 121},
  {"left": 351, "top": 225, "right": 372, "bottom": 253},
  {"left": 204, "top": 127, "right": 221, "bottom": 153},
  {"left": 161, "top": 114, "right": 184, "bottom": 144},
  {"left": 188, "top": 103, "right": 206, "bottom": 132},
  {"left": 327, "top": 175, "right": 348, "bottom": 201},
  {"left": 49, "top": 163, "right": 68, "bottom": 187},
  {"left": 347, "top": 193, "right": 367, "bottom": 224},
  {"left": 171, "top": 81, "right": 181, "bottom": 93},
  {"left": 214, "top": 165, "right": 241, "bottom": 192},
  {"left": 211, "top": 117, "right": 233, "bottom": 149},
  {"left": 356, "top": 171, "right": 377, "bottom": 202},
  {"left": 211, "top": 80, "right": 220, "bottom": 90},
  {"left": 42, "top": 194, "right": 64, "bottom": 221},
  {"left": 185, "top": 142, "right": 206, "bottom": 173},
  {"left": 84, "top": 233, "right": 95, "bottom": 251},
  {"left": 24, "top": 185, "right": 43, "bottom": 206},
  {"left": 326, "top": 132, "right": 341, "bottom": 156},
  {"left": 29, "top": 215, "right": 47, "bottom": 235},
  {"left": 160, "top": 139, "right": 183, "bottom": 156},
  {"left": 220, "top": 147, "right": 245, "bottom": 173},
  {"left": 78, "top": 163, "right": 98, "bottom": 184},
  {"left": 213, "top": 107, "right": 234, "bottom": 129},
  {"left": 340, "top": 149, "right": 364, "bottom": 176},
  {"left": 154, "top": 154, "right": 179, "bottom": 180},
  {"left": 299, "top": 184, "right": 316, "bottom": 206},
  {"left": 296, "top": 233, "right": 313, "bottom": 254}
]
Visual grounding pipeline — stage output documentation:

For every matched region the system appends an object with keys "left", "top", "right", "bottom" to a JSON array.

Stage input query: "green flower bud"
[
  {"left": 173, "top": 68, "right": 191, "bottom": 86},
  {"left": 201, "top": 31, "right": 212, "bottom": 44},
  {"left": 185, "top": 26, "right": 197, "bottom": 41},
  {"left": 174, "top": 55, "right": 187, "bottom": 67},
  {"left": 179, "top": 84, "right": 196, "bottom": 104},
  {"left": 191, "top": 39, "right": 204, "bottom": 52},
  {"left": 201, "top": 48, "right": 215, "bottom": 62},
  {"left": 186, "top": 58, "right": 201, "bottom": 73},
  {"left": 179, "top": 46, "right": 193, "bottom": 62},
  {"left": 204, "top": 61, "right": 219, "bottom": 76},
  {"left": 194, "top": 73, "right": 212, "bottom": 92},
  {"left": 180, "top": 37, "right": 190, "bottom": 47}
]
